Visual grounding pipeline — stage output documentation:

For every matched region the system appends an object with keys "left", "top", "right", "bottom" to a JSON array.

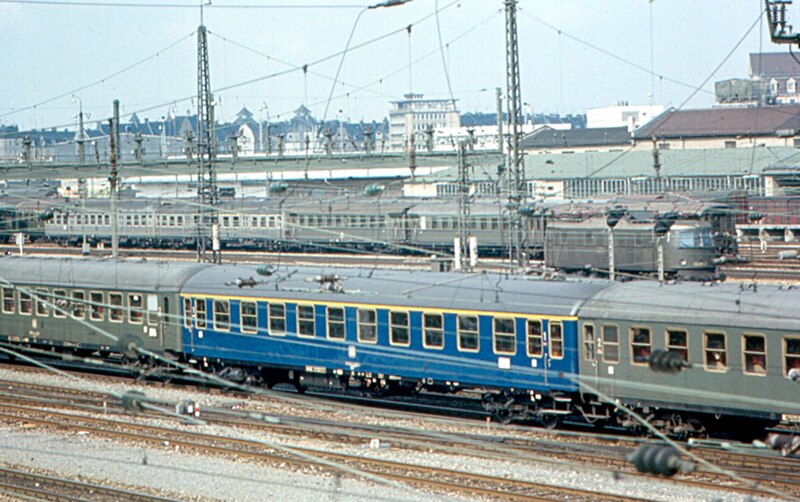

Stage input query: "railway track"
[
  {"left": 722, "top": 242, "right": 800, "bottom": 281},
  {"left": 0, "top": 366, "right": 796, "bottom": 500},
  {"left": 0, "top": 465, "right": 176, "bottom": 501}
]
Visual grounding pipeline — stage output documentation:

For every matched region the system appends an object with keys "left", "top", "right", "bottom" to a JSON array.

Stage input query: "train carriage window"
[
  {"left": 19, "top": 291, "right": 32, "bottom": 315},
  {"left": 182, "top": 298, "right": 191, "bottom": 328},
  {"left": 458, "top": 315, "right": 479, "bottom": 352},
  {"left": 390, "top": 311, "right": 410, "bottom": 346},
  {"left": 327, "top": 307, "right": 345, "bottom": 340},
  {"left": 213, "top": 300, "right": 230, "bottom": 331},
  {"left": 784, "top": 337, "right": 800, "bottom": 377},
  {"left": 602, "top": 325, "right": 619, "bottom": 363},
  {"left": 423, "top": 313, "right": 444, "bottom": 349},
  {"left": 666, "top": 329, "right": 689, "bottom": 363},
  {"left": 743, "top": 334, "right": 767, "bottom": 376},
  {"left": 583, "top": 324, "right": 596, "bottom": 361},
  {"left": 550, "top": 322, "right": 564, "bottom": 359},
  {"left": 703, "top": 332, "right": 727, "bottom": 372},
  {"left": 357, "top": 309, "right": 377, "bottom": 343},
  {"left": 241, "top": 301, "right": 258, "bottom": 334},
  {"left": 71, "top": 291, "right": 85, "bottom": 319},
  {"left": 297, "top": 305, "right": 315, "bottom": 338},
  {"left": 630, "top": 327, "right": 652, "bottom": 365},
  {"left": 268, "top": 303, "right": 286, "bottom": 336},
  {"left": 89, "top": 291, "right": 104, "bottom": 321},
  {"left": 196, "top": 299, "right": 207, "bottom": 329},
  {"left": 2, "top": 287, "right": 14, "bottom": 314},
  {"left": 493, "top": 317, "right": 516, "bottom": 355},
  {"left": 108, "top": 293, "right": 123, "bottom": 322},
  {"left": 526, "top": 319, "right": 543, "bottom": 357},
  {"left": 35, "top": 288, "right": 49, "bottom": 317}
]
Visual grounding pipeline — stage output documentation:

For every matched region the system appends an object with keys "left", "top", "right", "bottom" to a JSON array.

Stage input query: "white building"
[
  {"left": 389, "top": 94, "right": 460, "bottom": 151},
  {"left": 587, "top": 103, "right": 664, "bottom": 130}
]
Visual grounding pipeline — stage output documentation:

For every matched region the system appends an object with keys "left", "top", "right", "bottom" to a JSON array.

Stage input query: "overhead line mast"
[
  {"left": 505, "top": 0, "right": 526, "bottom": 267},
  {"left": 196, "top": 17, "right": 220, "bottom": 264}
]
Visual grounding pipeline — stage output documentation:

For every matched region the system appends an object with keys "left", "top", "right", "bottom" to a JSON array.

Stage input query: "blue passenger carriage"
[{"left": 180, "top": 265, "right": 608, "bottom": 422}]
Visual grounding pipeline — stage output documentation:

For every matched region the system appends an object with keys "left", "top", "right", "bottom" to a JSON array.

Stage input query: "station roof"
[
  {"left": 417, "top": 146, "right": 800, "bottom": 182},
  {"left": 634, "top": 106, "right": 800, "bottom": 139},
  {"left": 521, "top": 126, "right": 631, "bottom": 149}
]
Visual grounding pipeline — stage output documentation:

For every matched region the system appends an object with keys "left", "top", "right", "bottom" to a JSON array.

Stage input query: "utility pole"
[
  {"left": 108, "top": 117, "right": 119, "bottom": 258},
  {"left": 496, "top": 87, "right": 504, "bottom": 155},
  {"left": 196, "top": 21, "right": 220, "bottom": 264},
  {"left": 113, "top": 99, "right": 121, "bottom": 161},
  {"left": 77, "top": 108, "right": 86, "bottom": 164},
  {"left": 505, "top": 0, "right": 526, "bottom": 267},
  {"left": 78, "top": 177, "right": 88, "bottom": 255},
  {"left": 455, "top": 141, "right": 472, "bottom": 272}
]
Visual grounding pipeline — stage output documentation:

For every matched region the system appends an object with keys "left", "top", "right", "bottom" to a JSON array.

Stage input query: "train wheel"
[
  {"left": 540, "top": 415, "right": 562, "bottom": 430},
  {"left": 494, "top": 409, "right": 512, "bottom": 425}
]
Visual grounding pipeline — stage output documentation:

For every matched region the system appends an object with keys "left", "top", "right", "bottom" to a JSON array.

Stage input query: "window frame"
[
  {"left": 52, "top": 289, "right": 67, "bottom": 318},
  {"left": 457, "top": 314, "right": 479, "bottom": 353},
  {"left": 35, "top": 288, "right": 49, "bottom": 317},
  {"left": 583, "top": 323, "right": 596, "bottom": 362},
  {"left": 240, "top": 300, "right": 259, "bottom": 334},
  {"left": 268, "top": 302, "right": 286, "bottom": 336},
  {"left": 703, "top": 331, "right": 728, "bottom": 373},
  {"left": 296, "top": 304, "right": 316, "bottom": 338},
  {"left": 326, "top": 306, "right": 346, "bottom": 340},
  {"left": 389, "top": 310, "right": 411, "bottom": 347},
  {"left": 357, "top": 308, "right": 377, "bottom": 344},
  {"left": 742, "top": 333, "right": 767, "bottom": 376},
  {"left": 213, "top": 299, "right": 231, "bottom": 331},
  {"left": 784, "top": 336, "right": 800, "bottom": 377},
  {"left": 19, "top": 290, "right": 32, "bottom": 315},
  {"left": 71, "top": 290, "right": 85, "bottom": 319},
  {"left": 601, "top": 324, "right": 620, "bottom": 364},
  {"left": 182, "top": 297, "right": 191, "bottom": 328},
  {"left": 89, "top": 291, "right": 104, "bottom": 321},
  {"left": 422, "top": 312, "right": 444, "bottom": 350},
  {"left": 549, "top": 321, "right": 564, "bottom": 360},
  {"left": 526, "top": 319, "right": 543, "bottom": 358},
  {"left": 196, "top": 298, "right": 208, "bottom": 329},
  {"left": 665, "top": 328, "right": 689, "bottom": 363},
  {"left": 2, "top": 287, "right": 14, "bottom": 314},
  {"left": 493, "top": 317, "right": 516, "bottom": 355},
  {"left": 629, "top": 326, "right": 652, "bottom": 366},
  {"left": 108, "top": 292, "right": 124, "bottom": 323}
]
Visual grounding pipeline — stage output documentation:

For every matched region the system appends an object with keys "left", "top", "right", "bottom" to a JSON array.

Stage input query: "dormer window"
[
  {"left": 789, "top": 78, "right": 797, "bottom": 94},
  {"left": 771, "top": 78, "right": 779, "bottom": 95}
]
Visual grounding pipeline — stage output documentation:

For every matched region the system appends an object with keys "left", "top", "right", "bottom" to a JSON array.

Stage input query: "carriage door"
[
  {"left": 582, "top": 323, "right": 600, "bottom": 389},
  {"left": 543, "top": 320, "right": 566, "bottom": 385},
  {"left": 596, "top": 324, "right": 620, "bottom": 395},
  {"left": 145, "top": 294, "right": 162, "bottom": 346}
]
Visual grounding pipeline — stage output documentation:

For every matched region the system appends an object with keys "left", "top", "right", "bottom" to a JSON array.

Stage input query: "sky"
[{"left": 0, "top": 0, "right": 782, "bottom": 132}]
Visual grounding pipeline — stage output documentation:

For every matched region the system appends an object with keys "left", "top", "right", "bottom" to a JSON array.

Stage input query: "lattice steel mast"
[
  {"left": 196, "top": 20, "right": 220, "bottom": 264},
  {"left": 505, "top": 0, "right": 526, "bottom": 267}
]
